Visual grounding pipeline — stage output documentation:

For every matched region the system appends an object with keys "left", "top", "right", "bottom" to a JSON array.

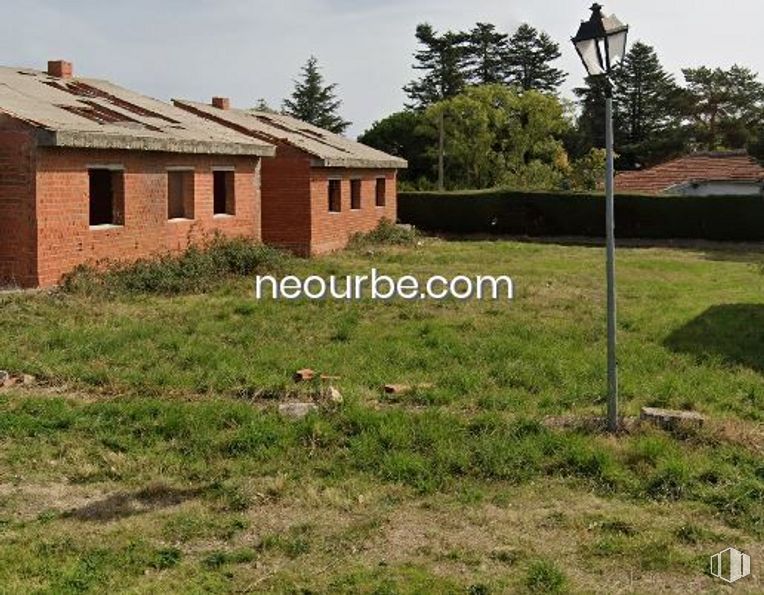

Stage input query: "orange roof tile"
[{"left": 616, "top": 151, "right": 764, "bottom": 195}]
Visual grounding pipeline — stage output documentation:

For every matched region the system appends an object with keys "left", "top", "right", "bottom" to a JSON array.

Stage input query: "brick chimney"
[
  {"left": 48, "top": 60, "right": 73, "bottom": 79},
  {"left": 212, "top": 97, "right": 230, "bottom": 110}
]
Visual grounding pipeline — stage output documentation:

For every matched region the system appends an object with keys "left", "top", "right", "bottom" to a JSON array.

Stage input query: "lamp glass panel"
[
  {"left": 575, "top": 38, "right": 605, "bottom": 76},
  {"left": 607, "top": 30, "right": 628, "bottom": 65}
]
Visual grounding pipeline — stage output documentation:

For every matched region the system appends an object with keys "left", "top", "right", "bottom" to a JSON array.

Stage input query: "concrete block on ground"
[{"left": 640, "top": 407, "right": 705, "bottom": 430}]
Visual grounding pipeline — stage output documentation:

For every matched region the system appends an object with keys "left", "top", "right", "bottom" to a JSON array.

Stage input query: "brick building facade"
[
  {"left": 174, "top": 100, "right": 407, "bottom": 256},
  {"left": 0, "top": 62, "right": 274, "bottom": 287}
]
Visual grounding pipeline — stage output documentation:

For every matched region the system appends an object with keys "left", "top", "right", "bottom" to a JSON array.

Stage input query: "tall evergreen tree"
[
  {"left": 613, "top": 42, "right": 678, "bottom": 144},
  {"left": 681, "top": 65, "right": 764, "bottom": 151},
  {"left": 505, "top": 24, "right": 567, "bottom": 93},
  {"left": 404, "top": 24, "right": 469, "bottom": 109},
  {"left": 572, "top": 76, "right": 612, "bottom": 152},
  {"left": 612, "top": 42, "right": 686, "bottom": 167},
  {"left": 464, "top": 23, "right": 510, "bottom": 85},
  {"left": 282, "top": 56, "right": 351, "bottom": 134}
]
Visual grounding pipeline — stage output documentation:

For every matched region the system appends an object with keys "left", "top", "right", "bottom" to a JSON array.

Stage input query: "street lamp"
[{"left": 572, "top": 4, "right": 629, "bottom": 433}]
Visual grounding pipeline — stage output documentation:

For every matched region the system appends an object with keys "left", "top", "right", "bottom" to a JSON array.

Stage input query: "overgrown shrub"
[
  {"left": 348, "top": 219, "right": 421, "bottom": 249},
  {"left": 60, "top": 236, "right": 289, "bottom": 296}
]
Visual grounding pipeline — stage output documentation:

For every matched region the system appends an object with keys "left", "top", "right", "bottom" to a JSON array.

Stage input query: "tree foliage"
[
  {"left": 611, "top": 42, "right": 687, "bottom": 168},
  {"left": 681, "top": 65, "right": 764, "bottom": 151},
  {"left": 421, "top": 85, "right": 570, "bottom": 189},
  {"left": 505, "top": 24, "right": 567, "bottom": 93},
  {"left": 464, "top": 23, "right": 510, "bottom": 85},
  {"left": 404, "top": 24, "right": 469, "bottom": 109},
  {"left": 388, "top": 22, "right": 764, "bottom": 189},
  {"left": 282, "top": 56, "right": 351, "bottom": 134},
  {"left": 358, "top": 111, "right": 434, "bottom": 187}
]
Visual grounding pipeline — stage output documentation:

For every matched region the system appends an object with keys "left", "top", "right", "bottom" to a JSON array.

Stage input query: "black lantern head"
[{"left": 572, "top": 3, "right": 629, "bottom": 76}]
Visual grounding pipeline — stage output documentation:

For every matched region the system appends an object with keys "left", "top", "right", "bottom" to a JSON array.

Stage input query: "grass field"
[{"left": 0, "top": 236, "right": 762, "bottom": 593}]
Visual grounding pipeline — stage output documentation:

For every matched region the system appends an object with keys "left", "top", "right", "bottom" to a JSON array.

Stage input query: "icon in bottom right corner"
[{"left": 710, "top": 547, "right": 751, "bottom": 584}]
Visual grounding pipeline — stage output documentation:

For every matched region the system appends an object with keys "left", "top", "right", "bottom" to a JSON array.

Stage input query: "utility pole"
[{"left": 438, "top": 111, "right": 445, "bottom": 191}]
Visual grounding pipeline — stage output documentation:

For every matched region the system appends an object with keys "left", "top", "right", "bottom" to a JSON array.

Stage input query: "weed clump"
[
  {"left": 60, "top": 235, "right": 289, "bottom": 296},
  {"left": 524, "top": 559, "right": 568, "bottom": 593},
  {"left": 348, "top": 219, "right": 421, "bottom": 249}
]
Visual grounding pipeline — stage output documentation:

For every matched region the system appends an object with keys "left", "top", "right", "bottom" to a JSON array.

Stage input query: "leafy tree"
[
  {"left": 404, "top": 24, "right": 469, "bottom": 109},
  {"left": 464, "top": 23, "right": 510, "bottom": 85},
  {"left": 282, "top": 56, "right": 351, "bottom": 134},
  {"left": 612, "top": 42, "right": 686, "bottom": 167},
  {"left": 681, "top": 65, "right": 764, "bottom": 151},
  {"left": 422, "top": 85, "right": 570, "bottom": 189},
  {"left": 358, "top": 111, "right": 435, "bottom": 186},
  {"left": 505, "top": 24, "right": 567, "bottom": 93},
  {"left": 569, "top": 148, "right": 607, "bottom": 191}
]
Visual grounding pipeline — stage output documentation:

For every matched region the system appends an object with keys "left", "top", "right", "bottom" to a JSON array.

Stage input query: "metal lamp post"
[{"left": 572, "top": 4, "right": 629, "bottom": 432}]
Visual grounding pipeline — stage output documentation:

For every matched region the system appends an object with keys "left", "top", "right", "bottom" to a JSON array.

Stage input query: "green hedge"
[{"left": 398, "top": 190, "right": 764, "bottom": 241}]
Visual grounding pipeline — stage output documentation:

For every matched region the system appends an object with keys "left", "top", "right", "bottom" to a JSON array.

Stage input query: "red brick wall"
[
  {"left": 0, "top": 120, "right": 37, "bottom": 287},
  {"left": 261, "top": 142, "right": 312, "bottom": 255},
  {"left": 34, "top": 148, "right": 261, "bottom": 287},
  {"left": 260, "top": 145, "right": 398, "bottom": 256},
  {"left": 309, "top": 168, "right": 398, "bottom": 255}
]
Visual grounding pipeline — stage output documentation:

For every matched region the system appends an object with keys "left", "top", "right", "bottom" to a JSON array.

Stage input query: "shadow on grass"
[
  {"left": 665, "top": 304, "right": 764, "bottom": 373},
  {"left": 66, "top": 483, "right": 203, "bottom": 523}
]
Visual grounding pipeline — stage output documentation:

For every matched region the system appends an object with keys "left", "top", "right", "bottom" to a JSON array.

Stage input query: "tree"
[
  {"left": 464, "top": 23, "right": 510, "bottom": 85},
  {"left": 422, "top": 85, "right": 570, "bottom": 189},
  {"left": 282, "top": 56, "right": 351, "bottom": 134},
  {"left": 404, "top": 24, "right": 469, "bottom": 109},
  {"left": 358, "top": 111, "right": 435, "bottom": 186},
  {"left": 569, "top": 148, "right": 607, "bottom": 191},
  {"left": 572, "top": 76, "right": 612, "bottom": 153},
  {"left": 505, "top": 24, "right": 567, "bottom": 93},
  {"left": 612, "top": 42, "right": 686, "bottom": 167},
  {"left": 681, "top": 65, "right": 764, "bottom": 151}
]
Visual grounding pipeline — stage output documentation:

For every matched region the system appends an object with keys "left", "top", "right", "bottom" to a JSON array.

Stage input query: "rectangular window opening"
[
  {"left": 350, "top": 179, "right": 362, "bottom": 210},
  {"left": 89, "top": 168, "right": 124, "bottom": 226},
  {"left": 375, "top": 178, "right": 387, "bottom": 207},
  {"left": 328, "top": 179, "right": 342, "bottom": 213},
  {"left": 213, "top": 170, "right": 235, "bottom": 216},
  {"left": 167, "top": 170, "right": 195, "bottom": 220}
]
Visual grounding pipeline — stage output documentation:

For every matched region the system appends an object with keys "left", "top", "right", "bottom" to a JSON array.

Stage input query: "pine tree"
[
  {"left": 464, "top": 23, "right": 510, "bottom": 85},
  {"left": 404, "top": 24, "right": 469, "bottom": 109},
  {"left": 505, "top": 24, "right": 567, "bottom": 93},
  {"left": 613, "top": 43, "right": 679, "bottom": 144},
  {"left": 573, "top": 76, "right": 612, "bottom": 151},
  {"left": 681, "top": 65, "right": 764, "bottom": 150},
  {"left": 282, "top": 56, "right": 351, "bottom": 134},
  {"left": 612, "top": 42, "right": 685, "bottom": 167}
]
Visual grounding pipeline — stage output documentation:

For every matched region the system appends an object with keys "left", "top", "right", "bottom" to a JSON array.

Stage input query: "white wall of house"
[{"left": 665, "top": 181, "right": 764, "bottom": 196}]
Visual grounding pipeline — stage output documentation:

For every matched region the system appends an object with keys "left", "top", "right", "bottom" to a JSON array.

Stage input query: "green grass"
[{"left": 0, "top": 238, "right": 762, "bottom": 593}]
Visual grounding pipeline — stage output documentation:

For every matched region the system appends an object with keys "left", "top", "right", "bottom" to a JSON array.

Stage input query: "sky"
[{"left": 1, "top": 0, "right": 763, "bottom": 137}]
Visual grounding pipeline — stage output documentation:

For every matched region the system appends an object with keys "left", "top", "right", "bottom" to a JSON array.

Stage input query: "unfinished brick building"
[
  {"left": 0, "top": 61, "right": 275, "bottom": 288},
  {"left": 174, "top": 99, "right": 407, "bottom": 255}
]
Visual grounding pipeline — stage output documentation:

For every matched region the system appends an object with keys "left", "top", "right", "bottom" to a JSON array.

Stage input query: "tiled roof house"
[{"left": 616, "top": 151, "right": 764, "bottom": 196}]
